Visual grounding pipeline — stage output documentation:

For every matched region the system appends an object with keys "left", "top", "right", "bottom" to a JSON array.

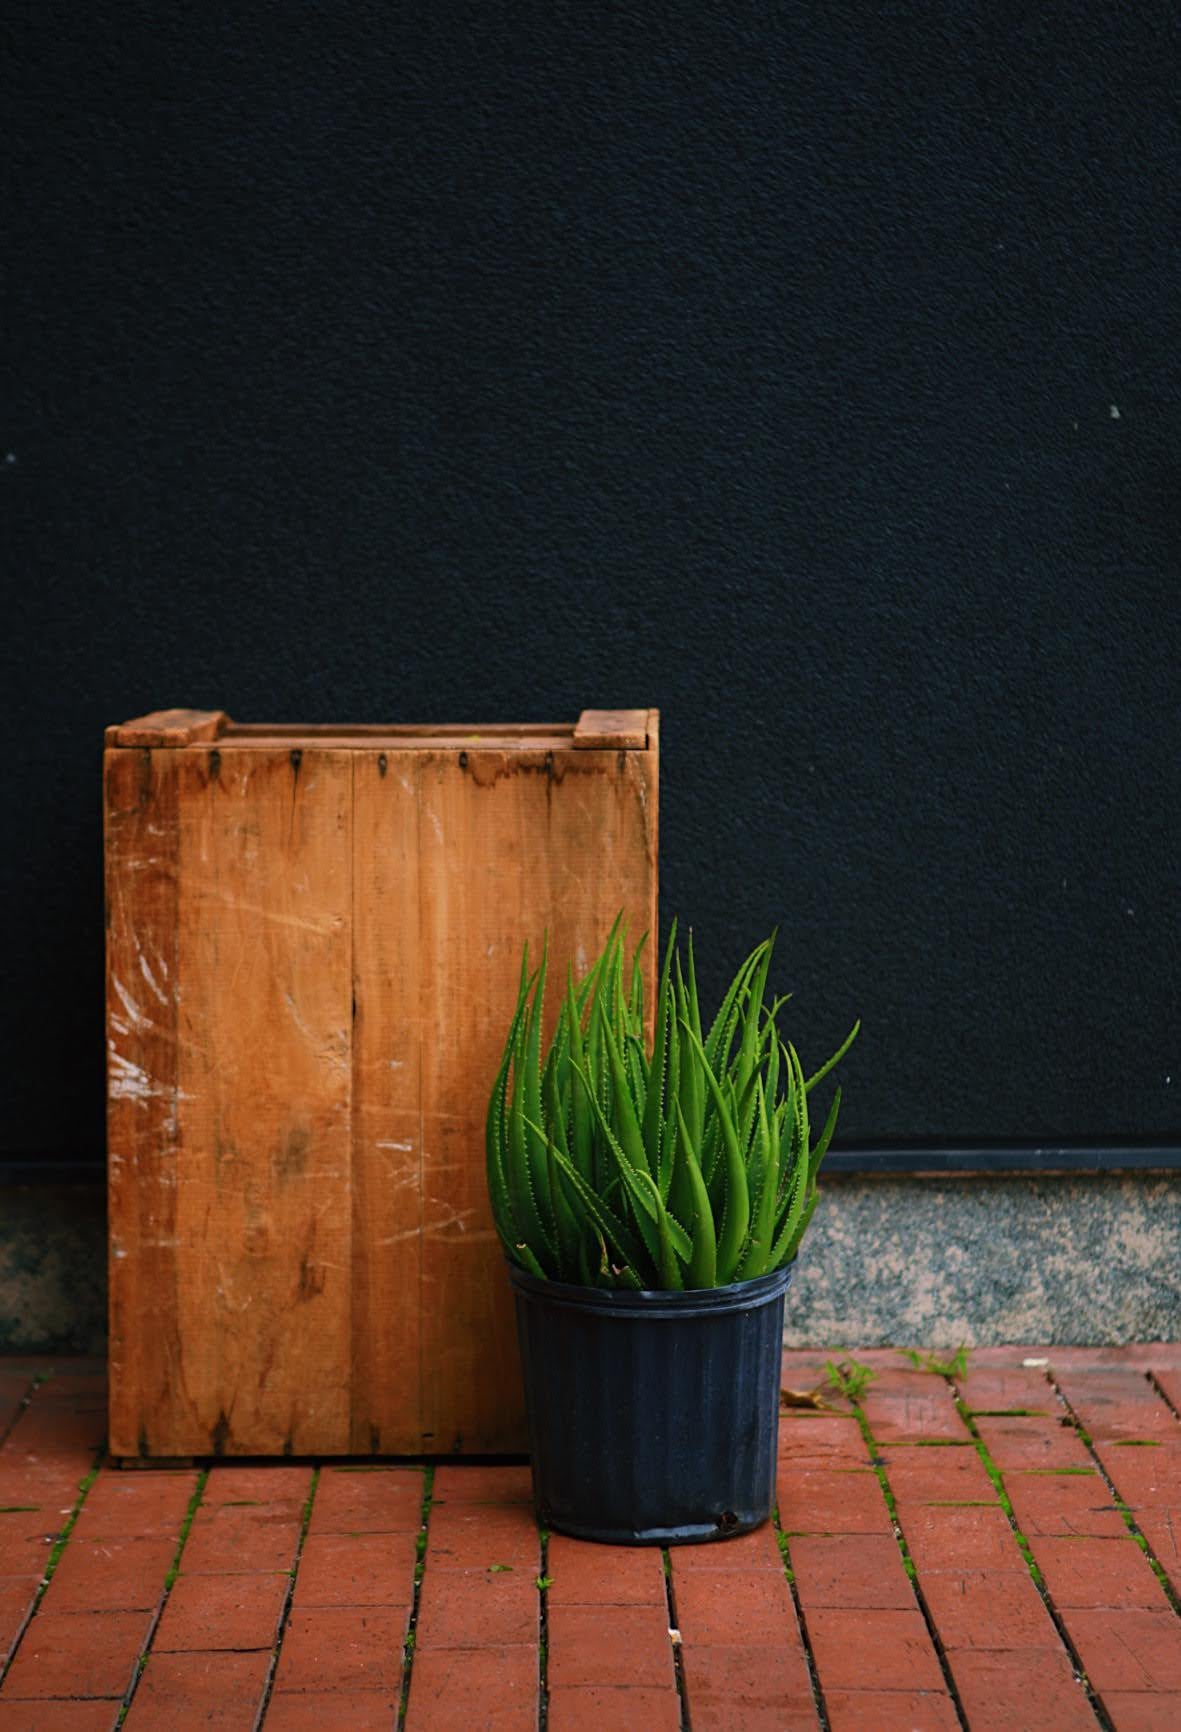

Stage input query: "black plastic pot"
[{"left": 509, "top": 1260, "right": 793, "bottom": 1545}]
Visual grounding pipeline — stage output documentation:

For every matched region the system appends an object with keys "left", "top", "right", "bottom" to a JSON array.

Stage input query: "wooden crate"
[{"left": 105, "top": 708, "right": 658, "bottom": 1458}]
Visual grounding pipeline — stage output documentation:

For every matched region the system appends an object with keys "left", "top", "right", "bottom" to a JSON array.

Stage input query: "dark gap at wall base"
[
  {"left": 826, "top": 1145, "right": 1181, "bottom": 1175},
  {"left": 4, "top": 1145, "right": 1181, "bottom": 1187}
]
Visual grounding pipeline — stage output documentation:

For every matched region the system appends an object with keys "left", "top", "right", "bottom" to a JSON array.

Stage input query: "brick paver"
[
  {"left": 123, "top": 1649, "right": 272, "bottom": 1728},
  {"left": 0, "top": 1351, "right": 1178, "bottom": 1728},
  {"left": 949, "top": 1645, "right": 1097, "bottom": 1731},
  {"left": 405, "top": 1464, "right": 538, "bottom": 1731},
  {"left": 541, "top": 1530, "right": 678, "bottom": 1720}
]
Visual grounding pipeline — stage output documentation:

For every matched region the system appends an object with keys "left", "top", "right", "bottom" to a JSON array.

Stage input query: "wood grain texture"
[
  {"left": 572, "top": 708, "right": 649, "bottom": 750},
  {"left": 106, "top": 746, "right": 183, "bottom": 1458},
  {"left": 171, "top": 748, "right": 354, "bottom": 1455},
  {"left": 107, "top": 716, "right": 658, "bottom": 1455},
  {"left": 350, "top": 753, "right": 424, "bottom": 1452},
  {"left": 106, "top": 710, "right": 229, "bottom": 747}
]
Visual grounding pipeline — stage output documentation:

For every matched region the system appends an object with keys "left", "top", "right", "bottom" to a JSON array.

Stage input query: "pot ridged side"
[{"left": 511, "top": 1265, "right": 791, "bottom": 1545}]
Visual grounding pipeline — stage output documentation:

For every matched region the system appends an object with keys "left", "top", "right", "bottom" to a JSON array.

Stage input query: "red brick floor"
[{"left": 0, "top": 1348, "right": 1178, "bottom": 1729}]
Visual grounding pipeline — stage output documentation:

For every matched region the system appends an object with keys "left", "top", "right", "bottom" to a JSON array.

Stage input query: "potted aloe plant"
[{"left": 486, "top": 917, "right": 858, "bottom": 1545}]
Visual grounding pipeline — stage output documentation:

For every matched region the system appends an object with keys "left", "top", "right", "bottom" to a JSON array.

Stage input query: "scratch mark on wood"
[
  {"left": 193, "top": 888, "right": 343, "bottom": 934},
  {"left": 108, "top": 1049, "right": 192, "bottom": 1106},
  {"left": 138, "top": 946, "right": 170, "bottom": 1004},
  {"left": 112, "top": 976, "right": 150, "bottom": 1031}
]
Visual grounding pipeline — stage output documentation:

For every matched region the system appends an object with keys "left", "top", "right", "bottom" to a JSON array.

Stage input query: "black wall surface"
[{"left": 4, "top": 3, "right": 1178, "bottom": 1165}]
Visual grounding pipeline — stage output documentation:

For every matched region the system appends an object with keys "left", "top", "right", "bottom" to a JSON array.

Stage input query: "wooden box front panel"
[{"left": 106, "top": 714, "right": 658, "bottom": 1457}]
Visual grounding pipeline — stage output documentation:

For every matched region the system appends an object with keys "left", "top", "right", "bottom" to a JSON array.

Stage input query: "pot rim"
[{"left": 506, "top": 1258, "right": 794, "bottom": 1318}]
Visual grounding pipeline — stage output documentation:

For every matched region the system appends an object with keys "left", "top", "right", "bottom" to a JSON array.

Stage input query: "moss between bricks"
[
  {"left": 396, "top": 1464, "right": 433, "bottom": 1732},
  {"left": 844, "top": 1392, "right": 966, "bottom": 1719},
  {"left": 771, "top": 1504, "right": 826, "bottom": 1727}
]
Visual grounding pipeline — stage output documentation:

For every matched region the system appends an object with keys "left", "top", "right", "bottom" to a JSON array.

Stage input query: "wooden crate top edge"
[{"left": 106, "top": 708, "right": 657, "bottom": 751}]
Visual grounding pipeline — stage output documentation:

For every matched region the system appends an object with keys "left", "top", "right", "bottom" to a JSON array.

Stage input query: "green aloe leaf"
[
  {"left": 572, "top": 1063, "right": 692, "bottom": 1263},
  {"left": 565, "top": 967, "right": 593, "bottom": 1182},
  {"left": 508, "top": 1011, "right": 555, "bottom": 1270},
  {"left": 628, "top": 929, "right": 648, "bottom": 1025},
  {"left": 599, "top": 1014, "right": 652, "bottom": 1179},
  {"left": 675, "top": 959, "right": 705, "bottom": 1151},
  {"left": 679, "top": 1017, "right": 749, "bottom": 1283},
  {"left": 485, "top": 967, "right": 535, "bottom": 1249},
  {"left": 641, "top": 919, "right": 678, "bottom": 1188},
  {"left": 675, "top": 1101, "right": 717, "bottom": 1288},
  {"left": 513, "top": 1240, "right": 549, "bottom": 1279},
  {"left": 808, "top": 1084, "right": 843, "bottom": 1185},
  {"left": 661, "top": 1010, "right": 683, "bottom": 1208},
  {"left": 732, "top": 933, "right": 775, "bottom": 1106},
  {"left": 804, "top": 1019, "right": 861, "bottom": 1094},
  {"left": 778, "top": 1185, "right": 818, "bottom": 1267},
  {"left": 737, "top": 1078, "right": 779, "bottom": 1281},
  {"left": 635, "top": 1168, "right": 684, "bottom": 1290},
  {"left": 786, "top": 1042, "right": 810, "bottom": 1183},
  {"left": 527, "top": 1117, "right": 652, "bottom": 1281},
  {"left": 769, "top": 1149, "right": 810, "bottom": 1271},
  {"left": 704, "top": 940, "right": 767, "bottom": 1072}
]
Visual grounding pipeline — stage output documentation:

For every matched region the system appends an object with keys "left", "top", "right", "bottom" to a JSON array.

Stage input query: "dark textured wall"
[{"left": 4, "top": 3, "right": 1178, "bottom": 1162}]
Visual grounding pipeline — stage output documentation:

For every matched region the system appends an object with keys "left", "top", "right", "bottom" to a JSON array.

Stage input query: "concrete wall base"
[
  {"left": 787, "top": 1174, "right": 1180, "bottom": 1347},
  {"left": 2, "top": 1174, "right": 1177, "bottom": 1356}
]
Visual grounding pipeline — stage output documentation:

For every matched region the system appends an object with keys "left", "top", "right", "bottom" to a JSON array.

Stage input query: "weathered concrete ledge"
[
  {"left": 2, "top": 1174, "right": 1178, "bottom": 1354},
  {"left": 0, "top": 1184, "right": 106, "bottom": 1355},
  {"left": 787, "top": 1173, "right": 1181, "bottom": 1347}
]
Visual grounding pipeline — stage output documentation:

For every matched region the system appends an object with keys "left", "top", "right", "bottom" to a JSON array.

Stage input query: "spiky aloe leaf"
[
  {"left": 628, "top": 929, "right": 648, "bottom": 1026},
  {"left": 675, "top": 1100, "right": 717, "bottom": 1288},
  {"left": 641, "top": 920, "right": 678, "bottom": 1189},
  {"left": 734, "top": 1066, "right": 762, "bottom": 1171},
  {"left": 777, "top": 1184, "right": 818, "bottom": 1267},
  {"left": 485, "top": 968, "right": 536, "bottom": 1250},
  {"left": 768, "top": 1144, "right": 810, "bottom": 1271},
  {"left": 764, "top": 1019, "right": 781, "bottom": 1122},
  {"left": 675, "top": 958, "right": 705, "bottom": 1153},
  {"left": 804, "top": 1019, "right": 861, "bottom": 1094},
  {"left": 779, "top": 1041, "right": 805, "bottom": 1174},
  {"left": 732, "top": 934, "right": 775, "bottom": 1107},
  {"left": 624, "top": 1029, "right": 648, "bottom": 1117},
  {"left": 586, "top": 976, "right": 615, "bottom": 1190},
  {"left": 786, "top": 1042, "right": 810, "bottom": 1184},
  {"left": 635, "top": 1168, "right": 684, "bottom": 1291},
  {"left": 661, "top": 1009, "right": 682, "bottom": 1207},
  {"left": 679, "top": 1018, "right": 749, "bottom": 1284},
  {"left": 507, "top": 1013, "right": 555, "bottom": 1272},
  {"left": 704, "top": 940, "right": 767, "bottom": 1072},
  {"left": 565, "top": 967, "right": 594, "bottom": 1182},
  {"left": 513, "top": 1240, "right": 549, "bottom": 1279},
  {"left": 736, "top": 1078, "right": 779, "bottom": 1281},
  {"left": 572, "top": 1062, "right": 692, "bottom": 1264},
  {"left": 527, "top": 1117, "right": 652, "bottom": 1282},
  {"left": 544, "top": 1062, "right": 584, "bottom": 1269},
  {"left": 808, "top": 1084, "right": 843, "bottom": 1185},
  {"left": 598, "top": 1013, "right": 652, "bottom": 1179}
]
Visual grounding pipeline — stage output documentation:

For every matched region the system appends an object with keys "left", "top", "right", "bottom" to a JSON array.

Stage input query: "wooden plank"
[
  {"left": 229, "top": 722, "right": 573, "bottom": 741},
  {"left": 349, "top": 752, "right": 424, "bottom": 1452},
  {"left": 572, "top": 708, "right": 649, "bottom": 750},
  {"left": 166, "top": 747, "right": 354, "bottom": 1454},
  {"left": 106, "top": 747, "right": 184, "bottom": 1459},
  {"left": 106, "top": 710, "right": 229, "bottom": 748},
  {"left": 409, "top": 743, "right": 658, "bottom": 1452},
  {"left": 210, "top": 732, "right": 574, "bottom": 753}
]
